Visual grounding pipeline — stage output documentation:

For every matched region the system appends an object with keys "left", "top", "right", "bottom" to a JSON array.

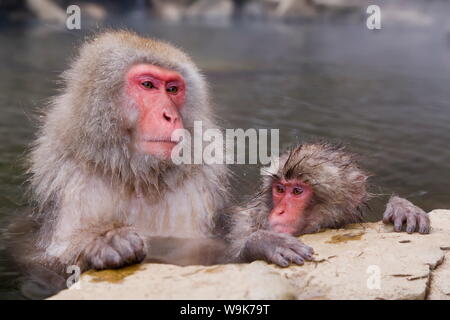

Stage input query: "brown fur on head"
[{"left": 263, "top": 142, "right": 371, "bottom": 234}]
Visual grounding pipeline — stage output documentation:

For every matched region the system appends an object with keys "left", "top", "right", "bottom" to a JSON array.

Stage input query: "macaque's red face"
[
  {"left": 269, "top": 179, "right": 313, "bottom": 235},
  {"left": 125, "top": 64, "right": 185, "bottom": 159}
]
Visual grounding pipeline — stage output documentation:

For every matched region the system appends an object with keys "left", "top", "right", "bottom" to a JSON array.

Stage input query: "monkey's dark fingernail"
[
  {"left": 295, "top": 257, "right": 304, "bottom": 265},
  {"left": 406, "top": 226, "right": 414, "bottom": 233},
  {"left": 419, "top": 226, "right": 430, "bottom": 234}
]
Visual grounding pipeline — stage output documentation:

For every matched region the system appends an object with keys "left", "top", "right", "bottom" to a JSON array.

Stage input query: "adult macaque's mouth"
[{"left": 144, "top": 139, "right": 178, "bottom": 144}]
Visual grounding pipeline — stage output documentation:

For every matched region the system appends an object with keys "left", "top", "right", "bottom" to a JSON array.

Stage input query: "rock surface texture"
[{"left": 50, "top": 210, "right": 450, "bottom": 300}]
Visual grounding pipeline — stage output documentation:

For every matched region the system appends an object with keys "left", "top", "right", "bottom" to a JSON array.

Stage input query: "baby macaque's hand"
[
  {"left": 243, "top": 230, "right": 314, "bottom": 267},
  {"left": 383, "top": 196, "right": 430, "bottom": 234}
]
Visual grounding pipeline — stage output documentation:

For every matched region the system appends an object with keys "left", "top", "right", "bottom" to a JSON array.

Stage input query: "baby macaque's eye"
[
  {"left": 292, "top": 187, "right": 304, "bottom": 195},
  {"left": 167, "top": 86, "right": 178, "bottom": 94},
  {"left": 275, "top": 184, "right": 285, "bottom": 193},
  {"left": 141, "top": 81, "right": 154, "bottom": 89}
]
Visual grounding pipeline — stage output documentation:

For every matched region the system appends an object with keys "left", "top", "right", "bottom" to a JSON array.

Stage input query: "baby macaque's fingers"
[
  {"left": 279, "top": 248, "right": 305, "bottom": 265},
  {"left": 382, "top": 204, "right": 395, "bottom": 224},
  {"left": 394, "top": 214, "right": 406, "bottom": 232},
  {"left": 288, "top": 240, "right": 314, "bottom": 261},
  {"left": 269, "top": 250, "right": 290, "bottom": 267},
  {"left": 241, "top": 230, "right": 314, "bottom": 267},
  {"left": 405, "top": 212, "right": 418, "bottom": 234},
  {"left": 418, "top": 213, "right": 431, "bottom": 234}
]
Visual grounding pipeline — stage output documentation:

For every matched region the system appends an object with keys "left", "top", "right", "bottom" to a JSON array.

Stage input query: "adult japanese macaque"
[
  {"left": 228, "top": 143, "right": 430, "bottom": 267},
  {"left": 12, "top": 31, "right": 230, "bottom": 279}
]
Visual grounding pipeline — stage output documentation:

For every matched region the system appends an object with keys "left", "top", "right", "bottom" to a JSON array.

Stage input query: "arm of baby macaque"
[
  {"left": 382, "top": 196, "right": 430, "bottom": 234},
  {"left": 227, "top": 203, "right": 315, "bottom": 268},
  {"left": 241, "top": 230, "right": 314, "bottom": 267}
]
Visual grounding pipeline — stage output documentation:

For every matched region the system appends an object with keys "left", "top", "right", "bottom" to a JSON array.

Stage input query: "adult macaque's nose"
[{"left": 162, "top": 105, "right": 183, "bottom": 130}]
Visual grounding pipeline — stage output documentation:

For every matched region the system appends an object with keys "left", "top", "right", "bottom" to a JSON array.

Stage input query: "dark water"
[{"left": 1, "top": 9, "right": 450, "bottom": 298}]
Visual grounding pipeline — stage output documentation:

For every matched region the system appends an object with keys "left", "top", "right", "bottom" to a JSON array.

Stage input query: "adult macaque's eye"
[
  {"left": 292, "top": 187, "right": 304, "bottom": 195},
  {"left": 141, "top": 81, "right": 154, "bottom": 89},
  {"left": 275, "top": 184, "right": 285, "bottom": 193},
  {"left": 167, "top": 86, "right": 178, "bottom": 94}
]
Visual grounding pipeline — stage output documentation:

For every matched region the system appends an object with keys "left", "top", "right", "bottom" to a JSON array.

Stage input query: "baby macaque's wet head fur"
[{"left": 262, "top": 142, "right": 371, "bottom": 233}]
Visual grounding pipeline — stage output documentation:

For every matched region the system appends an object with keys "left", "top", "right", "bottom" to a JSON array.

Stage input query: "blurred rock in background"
[
  {"left": 1, "top": 0, "right": 447, "bottom": 28},
  {"left": 0, "top": 0, "right": 108, "bottom": 25},
  {"left": 0, "top": 0, "right": 370, "bottom": 26}
]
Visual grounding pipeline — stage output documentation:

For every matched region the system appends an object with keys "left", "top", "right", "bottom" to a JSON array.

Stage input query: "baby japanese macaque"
[{"left": 228, "top": 143, "right": 430, "bottom": 267}]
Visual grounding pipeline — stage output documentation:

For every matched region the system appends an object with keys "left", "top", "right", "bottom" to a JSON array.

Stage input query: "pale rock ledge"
[{"left": 50, "top": 210, "right": 450, "bottom": 300}]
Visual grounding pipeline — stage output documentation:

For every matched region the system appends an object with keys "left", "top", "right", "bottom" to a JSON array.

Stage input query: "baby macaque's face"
[{"left": 269, "top": 179, "right": 313, "bottom": 236}]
